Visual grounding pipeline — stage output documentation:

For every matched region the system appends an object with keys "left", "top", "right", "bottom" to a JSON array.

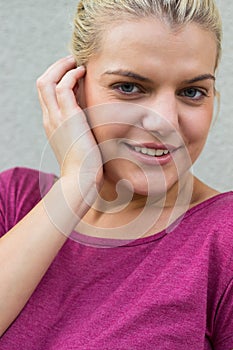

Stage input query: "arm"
[{"left": 0, "top": 56, "right": 102, "bottom": 336}]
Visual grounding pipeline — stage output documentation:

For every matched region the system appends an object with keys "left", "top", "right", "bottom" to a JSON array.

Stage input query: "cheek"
[
  {"left": 91, "top": 125, "right": 130, "bottom": 143},
  {"left": 182, "top": 105, "right": 214, "bottom": 144},
  {"left": 85, "top": 103, "right": 141, "bottom": 139}
]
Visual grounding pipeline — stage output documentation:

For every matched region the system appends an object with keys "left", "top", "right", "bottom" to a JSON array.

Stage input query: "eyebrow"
[
  {"left": 183, "top": 74, "right": 216, "bottom": 84},
  {"left": 102, "top": 70, "right": 215, "bottom": 84},
  {"left": 102, "top": 70, "right": 153, "bottom": 83}
]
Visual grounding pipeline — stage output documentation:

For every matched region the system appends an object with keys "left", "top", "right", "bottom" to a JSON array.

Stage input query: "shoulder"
[
  {"left": 191, "top": 178, "right": 233, "bottom": 224},
  {"left": 0, "top": 166, "right": 55, "bottom": 192},
  {"left": 187, "top": 192, "right": 233, "bottom": 227},
  {"left": 193, "top": 191, "right": 233, "bottom": 243},
  {"left": 181, "top": 192, "right": 233, "bottom": 273},
  {"left": 0, "top": 167, "right": 56, "bottom": 234},
  {"left": 198, "top": 193, "right": 233, "bottom": 277}
]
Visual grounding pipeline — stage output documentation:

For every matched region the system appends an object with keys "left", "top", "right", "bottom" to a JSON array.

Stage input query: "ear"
[{"left": 75, "top": 75, "right": 87, "bottom": 110}]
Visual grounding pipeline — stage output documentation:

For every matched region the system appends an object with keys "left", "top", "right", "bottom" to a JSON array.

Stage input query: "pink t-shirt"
[{"left": 0, "top": 167, "right": 233, "bottom": 350}]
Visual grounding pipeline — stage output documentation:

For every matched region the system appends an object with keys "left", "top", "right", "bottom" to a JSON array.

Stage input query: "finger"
[
  {"left": 37, "top": 89, "right": 52, "bottom": 136},
  {"left": 36, "top": 56, "right": 77, "bottom": 115},
  {"left": 56, "top": 66, "right": 86, "bottom": 118},
  {"left": 37, "top": 89, "right": 48, "bottom": 117},
  {"left": 42, "top": 56, "right": 77, "bottom": 84}
]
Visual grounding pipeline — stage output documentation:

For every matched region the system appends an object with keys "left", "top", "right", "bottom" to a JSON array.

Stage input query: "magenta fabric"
[{"left": 0, "top": 167, "right": 233, "bottom": 350}]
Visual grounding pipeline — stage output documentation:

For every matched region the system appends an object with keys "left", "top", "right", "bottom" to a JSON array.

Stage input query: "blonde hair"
[{"left": 71, "top": 0, "right": 222, "bottom": 69}]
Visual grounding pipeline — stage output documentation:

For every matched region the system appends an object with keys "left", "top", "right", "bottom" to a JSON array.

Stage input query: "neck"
[{"left": 92, "top": 171, "right": 195, "bottom": 214}]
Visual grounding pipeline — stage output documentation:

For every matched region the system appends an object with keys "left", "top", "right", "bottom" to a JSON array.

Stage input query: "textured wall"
[{"left": 0, "top": 0, "right": 232, "bottom": 191}]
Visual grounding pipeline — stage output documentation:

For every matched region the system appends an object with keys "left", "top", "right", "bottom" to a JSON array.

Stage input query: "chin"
[
  {"left": 105, "top": 163, "right": 181, "bottom": 200},
  {"left": 122, "top": 173, "right": 169, "bottom": 198},
  {"left": 133, "top": 184, "right": 169, "bottom": 198}
]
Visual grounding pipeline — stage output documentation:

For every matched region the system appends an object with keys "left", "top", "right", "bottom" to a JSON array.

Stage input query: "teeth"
[
  {"left": 155, "top": 150, "right": 164, "bottom": 156},
  {"left": 133, "top": 146, "right": 170, "bottom": 157},
  {"left": 141, "top": 148, "right": 148, "bottom": 154},
  {"left": 147, "top": 149, "right": 156, "bottom": 156}
]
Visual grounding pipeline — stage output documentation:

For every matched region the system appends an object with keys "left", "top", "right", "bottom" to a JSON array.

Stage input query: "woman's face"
[{"left": 80, "top": 17, "right": 217, "bottom": 198}]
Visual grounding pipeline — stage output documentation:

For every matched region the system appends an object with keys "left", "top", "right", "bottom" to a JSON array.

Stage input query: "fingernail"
[{"left": 77, "top": 65, "right": 86, "bottom": 70}]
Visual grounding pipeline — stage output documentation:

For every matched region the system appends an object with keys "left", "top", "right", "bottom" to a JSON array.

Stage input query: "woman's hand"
[
  {"left": 0, "top": 57, "right": 104, "bottom": 335},
  {"left": 37, "top": 56, "right": 103, "bottom": 203}
]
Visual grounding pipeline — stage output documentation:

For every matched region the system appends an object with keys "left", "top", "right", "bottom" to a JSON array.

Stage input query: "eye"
[
  {"left": 180, "top": 88, "right": 206, "bottom": 100},
  {"left": 113, "top": 83, "right": 142, "bottom": 95}
]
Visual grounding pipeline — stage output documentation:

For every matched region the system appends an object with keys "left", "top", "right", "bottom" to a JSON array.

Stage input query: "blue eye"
[
  {"left": 115, "top": 83, "right": 141, "bottom": 94},
  {"left": 181, "top": 88, "right": 204, "bottom": 99}
]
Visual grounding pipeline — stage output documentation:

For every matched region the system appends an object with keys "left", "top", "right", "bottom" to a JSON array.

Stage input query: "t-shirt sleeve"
[
  {"left": 0, "top": 167, "right": 56, "bottom": 237},
  {"left": 210, "top": 196, "right": 233, "bottom": 349},
  {"left": 213, "top": 277, "right": 233, "bottom": 349}
]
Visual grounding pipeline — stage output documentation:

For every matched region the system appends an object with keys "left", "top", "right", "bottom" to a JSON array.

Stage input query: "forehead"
[{"left": 91, "top": 17, "right": 217, "bottom": 77}]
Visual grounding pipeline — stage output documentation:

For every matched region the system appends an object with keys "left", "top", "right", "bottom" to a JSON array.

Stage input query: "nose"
[{"left": 141, "top": 92, "right": 179, "bottom": 137}]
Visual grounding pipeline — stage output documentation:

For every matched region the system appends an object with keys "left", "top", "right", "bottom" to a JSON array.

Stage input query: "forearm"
[{"left": 0, "top": 177, "right": 91, "bottom": 336}]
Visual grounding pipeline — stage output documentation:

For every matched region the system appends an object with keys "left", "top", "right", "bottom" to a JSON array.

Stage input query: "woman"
[{"left": 0, "top": 0, "right": 232, "bottom": 349}]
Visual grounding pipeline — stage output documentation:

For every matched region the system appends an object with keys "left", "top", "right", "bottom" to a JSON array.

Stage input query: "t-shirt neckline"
[{"left": 70, "top": 191, "right": 233, "bottom": 249}]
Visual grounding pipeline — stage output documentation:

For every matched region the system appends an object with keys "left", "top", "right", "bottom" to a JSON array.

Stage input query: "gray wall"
[{"left": 0, "top": 0, "right": 232, "bottom": 192}]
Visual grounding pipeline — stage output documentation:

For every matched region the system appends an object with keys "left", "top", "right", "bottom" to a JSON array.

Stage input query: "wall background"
[{"left": 0, "top": 0, "right": 232, "bottom": 191}]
